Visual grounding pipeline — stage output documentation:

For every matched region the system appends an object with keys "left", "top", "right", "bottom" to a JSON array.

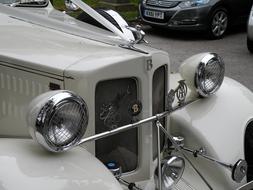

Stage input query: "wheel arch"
[
  {"left": 170, "top": 77, "right": 253, "bottom": 188},
  {"left": 208, "top": 1, "right": 231, "bottom": 22},
  {"left": 0, "top": 138, "right": 123, "bottom": 190}
]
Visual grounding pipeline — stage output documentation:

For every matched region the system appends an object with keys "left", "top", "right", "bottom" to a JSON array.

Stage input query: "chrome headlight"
[
  {"left": 179, "top": 52, "right": 225, "bottom": 98},
  {"left": 27, "top": 91, "right": 88, "bottom": 152},
  {"left": 154, "top": 156, "right": 185, "bottom": 190},
  {"left": 195, "top": 53, "right": 225, "bottom": 97}
]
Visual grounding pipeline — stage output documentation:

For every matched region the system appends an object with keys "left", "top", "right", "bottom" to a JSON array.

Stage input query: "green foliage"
[
  {"left": 51, "top": 0, "right": 138, "bottom": 21},
  {"left": 119, "top": 11, "right": 138, "bottom": 21}
]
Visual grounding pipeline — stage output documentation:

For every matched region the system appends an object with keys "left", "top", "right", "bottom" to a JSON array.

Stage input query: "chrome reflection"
[
  {"left": 154, "top": 156, "right": 185, "bottom": 190},
  {"left": 195, "top": 53, "right": 225, "bottom": 97},
  {"left": 28, "top": 91, "right": 88, "bottom": 152}
]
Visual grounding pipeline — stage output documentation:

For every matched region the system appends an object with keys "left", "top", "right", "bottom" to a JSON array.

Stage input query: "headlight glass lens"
[
  {"left": 46, "top": 101, "right": 86, "bottom": 147},
  {"left": 195, "top": 53, "right": 225, "bottom": 97},
  {"left": 179, "top": 0, "right": 210, "bottom": 8}
]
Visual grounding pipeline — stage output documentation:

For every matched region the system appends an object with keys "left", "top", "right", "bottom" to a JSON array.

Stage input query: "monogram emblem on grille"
[
  {"left": 132, "top": 104, "right": 139, "bottom": 113},
  {"left": 129, "top": 100, "right": 142, "bottom": 116},
  {"left": 176, "top": 80, "right": 187, "bottom": 105},
  {"left": 166, "top": 80, "right": 188, "bottom": 111}
]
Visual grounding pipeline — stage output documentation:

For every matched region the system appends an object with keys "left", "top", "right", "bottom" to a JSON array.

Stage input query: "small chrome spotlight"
[{"left": 154, "top": 156, "right": 185, "bottom": 190}]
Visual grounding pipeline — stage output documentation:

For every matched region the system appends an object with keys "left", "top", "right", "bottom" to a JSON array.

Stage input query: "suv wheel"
[
  {"left": 248, "top": 38, "right": 253, "bottom": 53},
  {"left": 207, "top": 7, "right": 228, "bottom": 39}
]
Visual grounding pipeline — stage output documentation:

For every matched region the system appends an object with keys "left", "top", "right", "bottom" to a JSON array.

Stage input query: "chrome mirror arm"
[
  {"left": 164, "top": 124, "right": 247, "bottom": 183},
  {"left": 180, "top": 146, "right": 247, "bottom": 183}
]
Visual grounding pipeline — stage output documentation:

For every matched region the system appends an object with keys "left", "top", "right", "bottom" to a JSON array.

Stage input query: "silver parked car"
[
  {"left": 139, "top": 0, "right": 252, "bottom": 39},
  {"left": 248, "top": 4, "right": 253, "bottom": 53}
]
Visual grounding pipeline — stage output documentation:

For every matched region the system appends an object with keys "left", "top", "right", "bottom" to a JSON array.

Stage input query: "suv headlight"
[
  {"left": 179, "top": 0, "right": 210, "bottom": 8},
  {"left": 27, "top": 91, "right": 88, "bottom": 152}
]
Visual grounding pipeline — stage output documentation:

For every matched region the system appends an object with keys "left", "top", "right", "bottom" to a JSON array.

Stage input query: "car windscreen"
[{"left": 0, "top": 0, "right": 48, "bottom": 6}]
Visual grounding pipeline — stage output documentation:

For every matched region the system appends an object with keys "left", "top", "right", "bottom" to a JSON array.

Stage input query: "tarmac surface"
[{"left": 143, "top": 26, "right": 253, "bottom": 91}]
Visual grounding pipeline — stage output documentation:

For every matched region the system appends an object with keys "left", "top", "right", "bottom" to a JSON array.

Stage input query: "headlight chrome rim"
[
  {"left": 35, "top": 91, "right": 88, "bottom": 152},
  {"left": 195, "top": 53, "right": 225, "bottom": 97}
]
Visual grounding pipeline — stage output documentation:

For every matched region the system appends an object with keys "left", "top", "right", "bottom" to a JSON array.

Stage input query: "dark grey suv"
[{"left": 139, "top": 0, "right": 252, "bottom": 39}]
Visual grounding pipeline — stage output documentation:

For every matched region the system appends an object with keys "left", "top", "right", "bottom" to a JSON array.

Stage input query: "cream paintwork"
[
  {"left": 0, "top": 5, "right": 123, "bottom": 47},
  {"left": 0, "top": 5, "right": 169, "bottom": 189},
  {"left": 0, "top": 6, "right": 122, "bottom": 76},
  {"left": 64, "top": 51, "right": 169, "bottom": 183},
  {"left": 0, "top": 2, "right": 253, "bottom": 190},
  {"left": 0, "top": 138, "right": 122, "bottom": 190},
  {"left": 0, "top": 63, "right": 64, "bottom": 137},
  {"left": 171, "top": 76, "right": 253, "bottom": 189}
]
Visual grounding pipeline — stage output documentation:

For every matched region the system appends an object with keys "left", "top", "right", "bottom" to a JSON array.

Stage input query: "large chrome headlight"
[
  {"left": 195, "top": 53, "right": 225, "bottom": 97},
  {"left": 27, "top": 91, "right": 88, "bottom": 152},
  {"left": 179, "top": 52, "right": 225, "bottom": 98}
]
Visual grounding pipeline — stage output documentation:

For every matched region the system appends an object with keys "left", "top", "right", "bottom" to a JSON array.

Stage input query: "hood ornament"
[
  {"left": 119, "top": 25, "right": 149, "bottom": 54},
  {"left": 126, "top": 25, "right": 148, "bottom": 44}
]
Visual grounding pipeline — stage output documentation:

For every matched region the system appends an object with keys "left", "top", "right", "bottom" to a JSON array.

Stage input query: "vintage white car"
[{"left": 1, "top": 0, "right": 253, "bottom": 189}]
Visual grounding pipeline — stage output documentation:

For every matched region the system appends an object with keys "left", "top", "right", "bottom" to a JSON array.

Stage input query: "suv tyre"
[{"left": 207, "top": 7, "right": 228, "bottom": 39}]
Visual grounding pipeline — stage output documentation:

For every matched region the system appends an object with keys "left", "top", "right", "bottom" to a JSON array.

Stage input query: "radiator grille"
[
  {"left": 146, "top": 0, "right": 180, "bottom": 8},
  {"left": 152, "top": 66, "right": 167, "bottom": 159},
  {"left": 95, "top": 78, "right": 138, "bottom": 173}
]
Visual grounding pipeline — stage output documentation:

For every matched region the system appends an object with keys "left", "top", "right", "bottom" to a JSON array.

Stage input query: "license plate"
[{"left": 144, "top": 10, "right": 164, "bottom": 19}]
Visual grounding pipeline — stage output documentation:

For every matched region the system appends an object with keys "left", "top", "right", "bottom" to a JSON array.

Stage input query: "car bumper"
[{"left": 139, "top": 4, "right": 212, "bottom": 31}]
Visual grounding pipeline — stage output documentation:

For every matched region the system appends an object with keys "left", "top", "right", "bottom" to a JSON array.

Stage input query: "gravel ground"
[{"left": 143, "top": 25, "right": 253, "bottom": 91}]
